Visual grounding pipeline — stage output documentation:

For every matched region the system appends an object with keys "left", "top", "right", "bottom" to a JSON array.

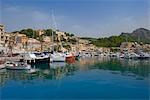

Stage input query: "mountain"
[
  {"left": 121, "top": 28, "right": 150, "bottom": 43},
  {"left": 91, "top": 28, "right": 150, "bottom": 47}
]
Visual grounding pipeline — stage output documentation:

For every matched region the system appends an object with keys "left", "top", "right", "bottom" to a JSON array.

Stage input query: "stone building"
[
  {"left": 120, "top": 42, "right": 139, "bottom": 52},
  {"left": 27, "top": 38, "right": 41, "bottom": 51}
]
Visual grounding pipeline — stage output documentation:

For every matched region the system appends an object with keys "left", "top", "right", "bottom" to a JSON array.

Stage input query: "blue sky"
[{"left": 0, "top": 0, "right": 149, "bottom": 37}]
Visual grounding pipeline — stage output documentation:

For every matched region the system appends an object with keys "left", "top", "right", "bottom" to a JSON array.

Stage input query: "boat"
[
  {"left": 49, "top": 11, "right": 66, "bottom": 62},
  {"left": 74, "top": 52, "right": 81, "bottom": 60},
  {"left": 124, "top": 52, "right": 140, "bottom": 59},
  {"left": 24, "top": 52, "right": 50, "bottom": 64},
  {"left": 5, "top": 61, "right": 31, "bottom": 70},
  {"left": 65, "top": 52, "right": 76, "bottom": 59},
  {"left": 51, "top": 52, "right": 66, "bottom": 62},
  {"left": 138, "top": 52, "right": 150, "bottom": 59},
  {"left": 109, "top": 52, "right": 119, "bottom": 57}
]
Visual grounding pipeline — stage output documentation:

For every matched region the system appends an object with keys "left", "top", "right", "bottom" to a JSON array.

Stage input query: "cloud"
[{"left": 1, "top": 6, "right": 64, "bottom": 31}]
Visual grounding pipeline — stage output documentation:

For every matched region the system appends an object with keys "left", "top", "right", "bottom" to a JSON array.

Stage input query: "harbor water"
[{"left": 0, "top": 57, "right": 149, "bottom": 99}]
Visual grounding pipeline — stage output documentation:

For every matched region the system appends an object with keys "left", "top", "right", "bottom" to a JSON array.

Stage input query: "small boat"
[{"left": 5, "top": 61, "right": 31, "bottom": 70}]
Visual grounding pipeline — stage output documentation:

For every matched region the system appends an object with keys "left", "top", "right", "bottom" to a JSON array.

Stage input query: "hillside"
[
  {"left": 91, "top": 28, "right": 150, "bottom": 47},
  {"left": 121, "top": 28, "right": 150, "bottom": 43}
]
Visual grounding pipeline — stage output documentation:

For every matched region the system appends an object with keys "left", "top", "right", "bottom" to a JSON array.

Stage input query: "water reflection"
[
  {"left": 0, "top": 57, "right": 149, "bottom": 86},
  {"left": 80, "top": 57, "right": 149, "bottom": 79}
]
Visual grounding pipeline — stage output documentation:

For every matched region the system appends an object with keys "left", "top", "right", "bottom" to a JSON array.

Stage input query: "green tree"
[
  {"left": 44, "top": 29, "right": 53, "bottom": 36},
  {"left": 20, "top": 29, "right": 36, "bottom": 38}
]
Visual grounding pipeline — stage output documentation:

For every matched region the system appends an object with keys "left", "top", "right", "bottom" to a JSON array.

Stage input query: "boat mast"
[
  {"left": 52, "top": 10, "right": 61, "bottom": 52},
  {"left": 51, "top": 10, "right": 55, "bottom": 52}
]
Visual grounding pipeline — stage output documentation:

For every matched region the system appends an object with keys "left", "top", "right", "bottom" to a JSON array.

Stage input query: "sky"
[{"left": 0, "top": 0, "right": 149, "bottom": 38}]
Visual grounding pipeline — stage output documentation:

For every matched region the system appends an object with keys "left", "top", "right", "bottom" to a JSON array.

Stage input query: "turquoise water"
[{"left": 0, "top": 57, "right": 149, "bottom": 99}]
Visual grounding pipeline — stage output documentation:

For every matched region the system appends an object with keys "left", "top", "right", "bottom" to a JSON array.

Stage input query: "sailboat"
[{"left": 50, "top": 11, "right": 66, "bottom": 62}]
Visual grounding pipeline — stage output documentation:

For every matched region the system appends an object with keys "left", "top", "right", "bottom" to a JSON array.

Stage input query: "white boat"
[
  {"left": 51, "top": 52, "right": 66, "bottom": 62},
  {"left": 138, "top": 52, "right": 150, "bottom": 59},
  {"left": 5, "top": 61, "right": 31, "bottom": 70},
  {"left": 124, "top": 52, "right": 140, "bottom": 59}
]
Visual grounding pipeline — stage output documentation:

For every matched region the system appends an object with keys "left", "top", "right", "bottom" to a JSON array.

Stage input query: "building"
[
  {"left": 13, "top": 33, "right": 28, "bottom": 51},
  {"left": 0, "top": 25, "right": 5, "bottom": 45},
  {"left": 55, "top": 31, "right": 68, "bottom": 41},
  {"left": 141, "top": 44, "right": 150, "bottom": 52},
  {"left": 36, "top": 30, "right": 45, "bottom": 36},
  {"left": 15, "top": 33, "right": 28, "bottom": 44},
  {"left": 120, "top": 42, "right": 137, "bottom": 52},
  {"left": 78, "top": 39, "right": 90, "bottom": 45},
  {"left": 27, "top": 38, "right": 41, "bottom": 51}
]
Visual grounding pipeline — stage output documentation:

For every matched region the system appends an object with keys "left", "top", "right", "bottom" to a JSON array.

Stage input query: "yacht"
[
  {"left": 5, "top": 61, "right": 31, "bottom": 70},
  {"left": 24, "top": 52, "right": 50, "bottom": 64}
]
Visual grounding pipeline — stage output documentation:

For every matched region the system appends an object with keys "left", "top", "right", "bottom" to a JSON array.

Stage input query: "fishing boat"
[{"left": 5, "top": 61, "right": 31, "bottom": 70}]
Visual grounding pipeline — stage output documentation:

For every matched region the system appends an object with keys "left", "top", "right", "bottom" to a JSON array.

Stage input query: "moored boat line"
[{"left": 0, "top": 50, "right": 150, "bottom": 71}]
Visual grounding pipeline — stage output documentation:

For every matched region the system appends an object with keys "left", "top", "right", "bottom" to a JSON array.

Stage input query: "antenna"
[{"left": 51, "top": 10, "right": 58, "bottom": 52}]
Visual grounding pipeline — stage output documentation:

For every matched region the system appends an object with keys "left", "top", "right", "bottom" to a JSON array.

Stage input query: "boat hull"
[
  {"left": 6, "top": 65, "right": 31, "bottom": 70},
  {"left": 27, "top": 57, "right": 50, "bottom": 64}
]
